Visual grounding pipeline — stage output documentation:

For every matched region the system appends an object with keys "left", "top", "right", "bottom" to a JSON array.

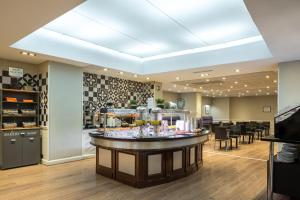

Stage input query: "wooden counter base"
[{"left": 92, "top": 134, "right": 208, "bottom": 188}]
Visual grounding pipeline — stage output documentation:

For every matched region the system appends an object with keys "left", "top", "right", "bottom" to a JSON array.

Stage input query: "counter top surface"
[
  {"left": 261, "top": 135, "right": 300, "bottom": 144},
  {"left": 89, "top": 130, "right": 210, "bottom": 142}
]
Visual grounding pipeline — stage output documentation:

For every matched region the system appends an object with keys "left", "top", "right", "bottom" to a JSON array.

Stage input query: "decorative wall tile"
[{"left": 83, "top": 72, "right": 154, "bottom": 114}]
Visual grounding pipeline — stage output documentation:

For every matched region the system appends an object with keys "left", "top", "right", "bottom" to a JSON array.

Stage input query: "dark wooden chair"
[
  {"left": 229, "top": 125, "right": 240, "bottom": 148},
  {"left": 215, "top": 126, "right": 232, "bottom": 150},
  {"left": 240, "top": 124, "right": 254, "bottom": 144}
]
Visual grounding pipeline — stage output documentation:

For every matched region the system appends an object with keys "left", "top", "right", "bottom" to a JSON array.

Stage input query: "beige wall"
[
  {"left": 163, "top": 91, "right": 180, "bottom": 102},
  {"left": 230, "top": 95, "right": 277, "bottom": 133},
  {"left": 211, "top": 97, "right": 230, "bottom": 121},
  {"left": 201, "top": 96, "right": 212, "bottom": 116},
  {"left": 0, "top": 57, "right": 37, "bottom": 74}
]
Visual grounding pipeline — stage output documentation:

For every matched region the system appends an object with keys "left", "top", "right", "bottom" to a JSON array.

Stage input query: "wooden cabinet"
[{"left": 0, "top": 130, "right": 40, "bottom": 169}]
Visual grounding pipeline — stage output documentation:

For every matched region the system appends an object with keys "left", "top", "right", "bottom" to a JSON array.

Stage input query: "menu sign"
[{"left": 9, "top": 67, "right": 23, "bottom": 77}]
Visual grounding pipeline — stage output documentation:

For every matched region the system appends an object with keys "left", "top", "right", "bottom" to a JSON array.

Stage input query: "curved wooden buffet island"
[{"left": 89, "top": 131, "right": 209, "bottom": 188}]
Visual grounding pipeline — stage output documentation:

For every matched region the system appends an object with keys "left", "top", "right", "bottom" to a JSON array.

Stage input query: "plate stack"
[{"left": 277, "top": 143, "right": 299, "bottom": 163}]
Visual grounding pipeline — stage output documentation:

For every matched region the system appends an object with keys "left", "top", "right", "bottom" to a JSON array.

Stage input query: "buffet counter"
[{"left": 89, "top": 130, "right": 209, "bottom": 188}]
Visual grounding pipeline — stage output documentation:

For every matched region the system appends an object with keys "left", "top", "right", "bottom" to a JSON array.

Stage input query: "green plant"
[
  {"left": 156, "top": 98, "right": 165, "bottom": 104},
  {"left": 164, "top": 102, "right": 170, "bottom": 109},
  {"left": 130, "top": 100, "right": 137, "bottom": 105}
]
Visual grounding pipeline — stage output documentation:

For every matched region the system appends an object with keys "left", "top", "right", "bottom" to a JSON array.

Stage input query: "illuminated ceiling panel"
[{"left": 11, "top": 0, "right": 272, "bottom": 74}]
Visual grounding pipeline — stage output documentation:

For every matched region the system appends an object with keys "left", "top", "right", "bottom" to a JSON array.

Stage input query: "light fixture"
[
  {"left": 256, "top": 93, "right": 258, "bottom": 96},
  {"left": 246, "top": 90, "right": 249, "bottom": 93},
  {"left": 176, "top": 76, "right": 180, "bottom": 80},
  {"left": 193, "top": 88, "right": 196, "bottom": 91},
  {"left": 230, "top": 86, "right": 234, "bottom": 89},
  {"left": 235, "top": 69, "right": 240, "bottom": 73},
  {"left": 184, "top": 87, "right": 187, "bottom": 90},
  {"left": 210, "top": 89, "right": 214, "bottom": 92},
  {"left": 222, "top": 77, "right": 226, "bottom": 80},
  {"left": 199, "top": 86, "right": 203, "bottom": 89},
  {"left": 146, "top": 77, "right": 150, "bottom": 80},
  {"left": 200, "top": 73, "right": 205, "bottom": 77},
  {"left": 143, "top": 36, "right": 264, "bottom": 61},
  {"left": 20, "top": 51, "right": 36, "bottom": 57},
  {"left": 186, "top": 83, "right": 189, "bottom": 86},
  {"left": 275, "top": 90, "right": 278, "bottom": 93},
  {"left": 219, "top": 83, "right": 223, "bottom": 86},
  {"left": 234, "top": 81, "right": 238, "bottom": 84},
  {"left": 133, "top": 74, "right": 138, "bottom": 78},
  {"left": 119, "top": 71, "right": 124, "bottom": 75},
  {"left": 265, "top": 75, "right": 270, "bottom": 79},
  {"left": 173, "top": 84, "right": 177, "bottom": 88},
  {"left": 273, "top": 80, "right": 277, "bottom": 83},
  {"left": 227, "top": 89, "right": 231, "bottom": 92},
  {"left": 244, "top": 84, "right": 247, "bottom": 87},
  {"left": 206, "top": 79, "right": 210, "bottom": 82},
  {"left": 266, "top": 86, "right": 270, "bottom": 89},
  {"left": 103, "top": 68, "right": 108, "bottom": 71},
  {"left": 258, "top": 89, "right": 262, "bottom": 92},
  {"left": 205, "top": 73, "right": 209, "bottom": 76},
  {"left": 266, "top": 92, "right": 270, "bottom": 95}
]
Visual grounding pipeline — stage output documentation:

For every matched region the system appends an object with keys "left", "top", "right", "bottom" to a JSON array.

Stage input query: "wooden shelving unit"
[
  {"left": 0, "top": 88, "right": 41, "bottom": 169},
  {"left": 0, "top": 88, "right": 40, "bottom": 130}
]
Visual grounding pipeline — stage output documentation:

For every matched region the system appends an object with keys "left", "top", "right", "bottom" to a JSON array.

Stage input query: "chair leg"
[
  {"left": 236, "top": 138, "right": 238, "bottom": 148},
  {"left": 219, "top": 140, "right": 222, "bottom": 149}
]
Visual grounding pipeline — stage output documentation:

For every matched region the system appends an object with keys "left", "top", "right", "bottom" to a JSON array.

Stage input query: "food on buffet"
[
  {"left": 135, "top": 120, "right": 146, "bottom": 126},
  {"left": 150, "top": 120, "right": 160, "bottom": 126}
]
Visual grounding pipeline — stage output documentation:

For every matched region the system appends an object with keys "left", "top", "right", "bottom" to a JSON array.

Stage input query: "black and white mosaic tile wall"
[
  {"left": 0, "top": 69, "right": 48, "bottom": 126},
  {"left": 83, "top": 72, "right": 154, "bottom": 113},
  {"left": 38, "top": 72, "right": 48, "bottom": 127}
]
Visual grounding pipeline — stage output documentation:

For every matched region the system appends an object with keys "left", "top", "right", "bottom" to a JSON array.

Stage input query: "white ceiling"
[{"left": 11, "top": 0, "right": 272, "bottom": 74}]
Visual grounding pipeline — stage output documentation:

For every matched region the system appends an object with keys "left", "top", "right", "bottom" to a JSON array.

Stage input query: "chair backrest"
[
  {"left": 230, "top": 125, "right": 241, "bottom": 135},
  {"left": 215, "top": 127, "right": 228, "bottom": 140},
  {"left": 240, "top": 124, "right": 247, "bottom": 134}
]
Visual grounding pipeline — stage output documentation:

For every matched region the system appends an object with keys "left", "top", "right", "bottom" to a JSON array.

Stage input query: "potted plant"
[
  {"left": 130, "top": 100, "right": 138, "bottom": 109},
  {"left": 156, "top": 98, "right": 165, "bottom": 109}
]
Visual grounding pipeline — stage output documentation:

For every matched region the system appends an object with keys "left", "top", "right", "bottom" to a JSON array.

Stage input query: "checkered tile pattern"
[
  {"left": 38, "top": 72, "right": 48, "bottom": 127},
  {"left": 83, "top": 72, "right": 154, "bottom": 114}
]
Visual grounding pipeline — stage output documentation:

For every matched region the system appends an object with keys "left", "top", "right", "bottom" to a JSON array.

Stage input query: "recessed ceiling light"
[
  {"left": 211, "top": 89, "right": 214, "bottom": 92},
  {"left": 225, "top": 94, "right": 228, "bottom": 97},
  {"left": 222, "top": 77, "right": 226, "bottom": 80},
  {"left": 227, "top": 89, "right": 231, "bottom": 92},
  {"left": 205, "top": 73, "right": 209, "bottom": 76},
  {"left": 199, "top": 86, "right": 203, "bottom": 89},
  {"left": 103, "top": 68, "right": 108, "bottom": 71},
  {"left": 230, "top": 86, "right": 234, "bottom": 89},
  {"left": 244, "top": 84, "right": 247, "bottom": 87},
  {"left": 206, "top": 79, "right": 210, "bottom": 82},
  {"left": 273, "top": 80, "right": 277, "bottom": 83},
  {"left": 256, "top": 93, "right": 258, "bottom": 96},
  {"left": 176, "top": 76, "right": 180, "bottom": 80},
  {"left": 200, "top": 73, "right": 205, "bottom": 77},
  {"left": 133, "top": 74, "right": 138, "bottom": 78},
  {"left": 21, "top": 51, "right": 28, "bottom": 55},
  {"left": 173, "top": 84, "right": 177, "bottom": 88},
  {"left": 258, "top": 89, "right": 262, "bottom": 92},
  {"left": 266, "top": 75, "right": 270, "bottom": 79},
  {"left": 21, "top": 51, "right": 36, "bottom": 57},
  {"left": 186, "top": 83, "right": 189, "bottom": 86},
  {"left": 234, "top": 81, "right": 238, "bottom": 84},
  {"left": 219, "top": 83, "right": 223, "bottom": 86},
  {"left": 29, "top": 53, "right": 36, "bottom": 57},
  {"left": 184, "top": 87, "right": 187, "bottom": 90},
  {"left": 266, "top": 92, "right": 270, "bottom": 95},
  {"left": 119, "top": 71, "right": 124, "bottom": 75},
  {"left": 146, "top": 77, "right": 150, "bottom": 80},
  {"left": 275, "top": 90, "right": 278, "bottom": 93},
  {"left": 266, "top": 86, "right": 270, "bottom": 89},
  {"left": 246, "top": 90, "right": 249, "bottom": 93},
  {"left": 235, "top": 69, "right": 240, "bottom": 73}
]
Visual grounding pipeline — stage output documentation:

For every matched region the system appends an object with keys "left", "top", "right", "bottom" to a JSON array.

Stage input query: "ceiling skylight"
[{"left": 11, "top": 0, "right": 272, "bottom": 74}]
